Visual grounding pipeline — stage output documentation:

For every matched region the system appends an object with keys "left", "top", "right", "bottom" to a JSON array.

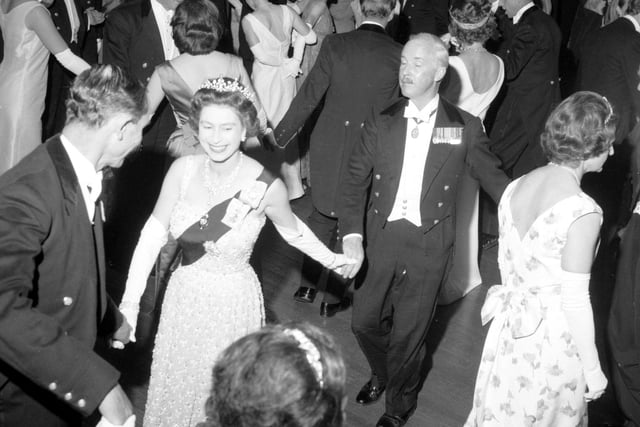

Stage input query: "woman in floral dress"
[{"left": 465, "top": 92, "right": 615, "bottom": 426}]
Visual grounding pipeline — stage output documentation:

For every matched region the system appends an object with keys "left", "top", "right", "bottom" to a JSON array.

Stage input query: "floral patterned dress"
[
  {"left": 143, "top": 155, "right": 273, "bottom": 427},
  {"left": 465, "top": 178, "right": 602, "bottom": 427}
]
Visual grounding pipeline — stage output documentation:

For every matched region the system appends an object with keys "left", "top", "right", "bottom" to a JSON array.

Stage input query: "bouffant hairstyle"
[
  {"left": 448, "top": 0, "right": 497, "bottom": 46},
  {"left": 198, "top": 322, "right": 347, "bottom": 427},
  {"left": 189, "top": 78, "right": 260, "bottom": 138},
  {"left": 171, "top": 0, "right": 222, "bottom": 55},
  {"left": 540, "top": 91, "right": 617, "bottom": 167},
  {"left": 65, "top": 64, "right": 147, "bottom": 128},
  {"left": 360, "top": 0, "right": 397, "bottom": 20}
]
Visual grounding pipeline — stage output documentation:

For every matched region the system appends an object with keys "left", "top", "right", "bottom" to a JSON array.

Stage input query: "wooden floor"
[{"left": 96, "top": 193, "right": 626, "bottom": 427}]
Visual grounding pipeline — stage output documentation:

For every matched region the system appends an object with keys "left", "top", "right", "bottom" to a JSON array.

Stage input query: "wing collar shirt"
[
  {"left": 60, "top": 134, "right": 103, "bottom": 222},
  {"left": 624, "top": 15, "right": 640, "bottom": 33},
  {"left": 513, "top": 2, "right": 535, "bottom": 24},
  {"left": 150, "top": 0, "right": 178, "bottom": 60},
  {"left": 387, "top": 95, "right": 439, "bottom": 227},
  {"left": 359, "top": 20, "right": 386, "bottom": 29}
]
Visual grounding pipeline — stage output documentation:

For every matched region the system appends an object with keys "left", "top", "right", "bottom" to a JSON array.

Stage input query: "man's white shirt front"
[
  {"left": 60, "top": 134, "right": 102, "bottom": 222},
  {"left": 387, "top": 95, "right": 439, "bottom": 227},
  {"left": 150, "top": 0, "right": 178, "bottom": 60}
]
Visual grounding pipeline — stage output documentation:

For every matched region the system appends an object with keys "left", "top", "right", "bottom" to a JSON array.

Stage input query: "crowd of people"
[{"left": 0, "top": 0, "right": 639, "bottom": 426}]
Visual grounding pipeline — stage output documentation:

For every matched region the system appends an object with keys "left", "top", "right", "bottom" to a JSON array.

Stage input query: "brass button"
[
  {"left": 437, "top": 202, "right": 443, "bottom": 208},
  {"left": 444, "top": 185, "right": 450, "bottom": 191},
  {"left": 374, "top": 192, "right": 379, "bottom": 197},
  {"left": 63, "top": 296, "right": 73, "bottom": 306},
  {"left": 374, "top": 209, "right": 379, "bottom": 214},
  {"left": 142, "top": 62, "right": 148, "bottom": 69},
  {"left": 330, "top": 211, "right": 335, "bottom": 216},
  {"left": 64, "top": 392, "right": 73, "bottom": 401},
  {"left": 48, "top": 382, "right": 57, "bottom": 391},
  {"left": 433, "top": 219, "right": 439, "bottom": 225},
  {"left": 360, "top": 122, "right": 364, "bottom": 128},
  {"left": 375, "top": 174, "right": 381, "bottom": 180},
  {"left": 345, "top": 120, "right": 350, "bottom": 126},
  {"left": 78, "top": 399, "right": 86, "bottom": 408}
]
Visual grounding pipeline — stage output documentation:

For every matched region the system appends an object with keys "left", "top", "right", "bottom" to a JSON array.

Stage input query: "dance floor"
[{"left": 95, "top": 192, "right": 625, "bottom": 427}]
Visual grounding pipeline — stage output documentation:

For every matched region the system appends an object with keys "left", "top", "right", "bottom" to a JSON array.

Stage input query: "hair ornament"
[
  {"left": 199, "top": 77, "right": 254, "bottom": 102},
  {"left": 601, "top": 95, "right": 614, "bottom": 126},
  {"left": 283, "top": 328, "right": 324, "bottom": 388},
  {"left": 449, "top": 8, "right": 490, "bottom": 30}
]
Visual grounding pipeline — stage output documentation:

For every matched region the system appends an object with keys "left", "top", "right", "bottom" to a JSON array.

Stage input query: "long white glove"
[
  {"left": 96, "top": 415, "right": 136, "bottom": 427},
  {"left": 118, "top": 216, "right": 168, "bottom": 343},
  {"left": 560, "top": 270, "right": 607, "bottom": 400},
  {"left": 54, "top": 48, "right": 91, "bottom": 75},
  {"left": 273, "top": 215, "right": 352, "bottom": 271},
  {"left": 287, "top": 25, "right": 317, "bottom": 77}
]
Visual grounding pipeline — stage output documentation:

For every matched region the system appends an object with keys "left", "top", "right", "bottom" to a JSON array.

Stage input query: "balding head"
[{"left": 399, "top": 34, "right": 449, "bottom": 108}]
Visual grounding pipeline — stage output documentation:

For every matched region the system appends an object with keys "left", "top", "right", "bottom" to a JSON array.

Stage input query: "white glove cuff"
[
  {"left": 54, "top": 48, "right": 91, "bottom": 75},
  {"left": 274, "top": 215, "right": 336, "bottom": 269}
]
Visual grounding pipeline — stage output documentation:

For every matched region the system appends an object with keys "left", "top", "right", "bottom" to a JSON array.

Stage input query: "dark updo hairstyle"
[
  {"left": 448, "top": 0, "right": 497, "bottom": 46},
  {"left": 65, "top": 64, "right": 147, "bottom": 128},
  {"left": 197, "top": 322, "right": 347, "bottom": 427},
  {"left": 540, "top": 91, "right": 617, "bottom": 167},
  {"left": 190, "top": 77, "right": 260, "bottom": 138},
  {"left": 171, "top": 0, "right": 222, "bottom": 55}
]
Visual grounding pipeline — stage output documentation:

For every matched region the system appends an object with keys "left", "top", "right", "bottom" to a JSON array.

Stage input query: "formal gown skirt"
[{"left": 143, "top": 260, "right": 264, "bottom": 427}]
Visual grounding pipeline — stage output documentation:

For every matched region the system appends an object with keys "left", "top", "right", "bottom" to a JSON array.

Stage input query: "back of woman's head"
[
  {"left": 448, "top": 0, "right": 497, "bottom": 45},
  {"left": 540, "top": 91, "right": 617, "bottom": 166},
  {"left": 189, "top": 77, "right": 260, "bottom": 138},
  {"left": 199, "top": 322, "right": 346, "bottom": 427},
  {"left": 172, "top": 0, "right": 222, "bottom": 55}
]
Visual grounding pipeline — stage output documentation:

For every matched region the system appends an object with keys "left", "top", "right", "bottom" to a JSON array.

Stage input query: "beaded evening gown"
[
  {"left": 464, "top": 179, "right": 601, "bottom": 427},
  {"left": 143, "top": 155, "right": 273, "bottom": 426}
]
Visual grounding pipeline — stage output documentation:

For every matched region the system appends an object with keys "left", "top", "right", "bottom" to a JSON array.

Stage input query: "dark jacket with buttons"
[
  {"left": 392, "top": 0, "right": 450, "bottom": 43},
  {"left": 0, "top": 137, "right": 122, "bottom": 422},
  {"left": 103, "top": 0, "right": 175, "bottom": 151},
  {"left": 489, "top": 6, "right": 561, "bottom": 177},
  {"left": 339, "top": 97, "right": 509, "bottom": 248},
  {"left": 274, "top": 24, "right": 401, "bottom": 217}
]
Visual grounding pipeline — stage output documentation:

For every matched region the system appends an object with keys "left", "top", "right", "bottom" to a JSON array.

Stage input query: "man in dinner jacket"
[
  {"left": 274, "top": 0, "right": 402, "bottom": 316},
  {"left": 0, "top": 65, "right": 140, "bottom": 427},
  {"left": 338, "top": 34, "right": 509, "bottom": 427}
]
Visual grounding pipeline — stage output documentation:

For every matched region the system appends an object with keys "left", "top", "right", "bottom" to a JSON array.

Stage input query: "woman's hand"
[{"left": 584, "top": 366, "right": 608, "bottom": 401}]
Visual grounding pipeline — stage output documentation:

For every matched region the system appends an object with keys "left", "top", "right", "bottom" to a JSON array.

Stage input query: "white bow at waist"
[{"left": 481, "top": 284, "right": 560, "bottom": 339}]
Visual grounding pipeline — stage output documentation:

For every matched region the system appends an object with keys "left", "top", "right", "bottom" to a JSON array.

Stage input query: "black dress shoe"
[
  {"left": 355, "top": 380, "right": 385, "bottom": 405},
  {"left": 293, "top": 286, "right": 316, "bottom": 303},
  {"left": 376, "top": 413, "right": 407, "bottom": 427},
  {"left": 320, "top": 297, "right": 351, "bottom": 317}
]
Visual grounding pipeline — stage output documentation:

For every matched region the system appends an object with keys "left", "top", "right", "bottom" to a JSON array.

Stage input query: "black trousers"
[
  {"left": 352, "top": 219, "right": 450, "bottom": 418},
  {"left": 299, "top": 207, "right": 350, "bottom": 304},
  {"left": 609, "top": 213, "right": 640, "bottom": 427}
]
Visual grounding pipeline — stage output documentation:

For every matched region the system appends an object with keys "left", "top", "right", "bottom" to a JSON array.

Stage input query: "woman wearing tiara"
[
  {"left": 464, "top": 92, "right": 614, "bottom": 426},
  {"left": 145, "top": 0, "right": 268, "bottom": 157},
  {"left": 438, "top": 0, "right": 504, "bottom": 304},
  {"left": 117, "top": 77, "right": 352, "bottom": 426}
]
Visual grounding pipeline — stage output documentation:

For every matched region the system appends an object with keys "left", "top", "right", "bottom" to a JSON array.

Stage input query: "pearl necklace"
[
  {"left": 459, "top": 44, "right": 486, "bottom": 53},
  {"left": 549, "top": 162, "right": 581, "bottom": 186},
  {"left": 199, "top": 153, "right": 244, "bottom": 229}
]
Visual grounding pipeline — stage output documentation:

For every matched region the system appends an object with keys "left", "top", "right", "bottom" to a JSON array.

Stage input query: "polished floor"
[{"left": 95, "top": 192, "right": 626, "bottom": 427}]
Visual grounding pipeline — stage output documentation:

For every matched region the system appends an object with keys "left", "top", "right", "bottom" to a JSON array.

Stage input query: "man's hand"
[
  {"left": 86, "top": 7, "right": 105, "bottom": 25},
  {"left": 341, "top": 236, "right": 364, "bottom": 279},
  {"left": 98, "top": 385, "right": 133, "bottom": 426},
  {"left": 112, "top": 318, "right": 133, "bottom": 346}
]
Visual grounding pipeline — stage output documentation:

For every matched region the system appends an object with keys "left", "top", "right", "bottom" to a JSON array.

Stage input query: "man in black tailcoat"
[
  {"left": 338, "top": 34, "right": 509, "bottom": 427},
  {"left": 274, "top": 0, "right": 402, "bottom": 317},
  {"left": 490, "top": 0, "right": 561, "bottom": 178}
]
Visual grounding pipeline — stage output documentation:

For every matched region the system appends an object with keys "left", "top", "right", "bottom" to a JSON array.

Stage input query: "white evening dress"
[
  {"left": 439, "top": 54, "right": 504, "bottom": 304},
  {"left": 143, "top": 156, "right": 273, "bottom": 426},
  {"left": 244, "top": 5, "right": 304, "bottom": 199},
  {"left": 464, "top": 179, "right": 601, "bottom": 427},
  {"left": 0, "top": 1, "right": 50, "bottom": 175}
]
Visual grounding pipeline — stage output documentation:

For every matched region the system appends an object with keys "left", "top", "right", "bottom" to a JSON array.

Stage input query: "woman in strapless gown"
[
  {"left": 465, "top": 92, "right": 613, "bottom": 426},
  {"left": 438, "top": 0, "right": 504, "bottom": 304},
  {"left": 117, "top": 77, "right": 352, "bottom": 427},
  {"left": 145, "top": 0, "right": 267, "bottom": 158},
  {"left": 242, "top": 0, "right": 317, "bottom": 199},
  {"left": 0, "top": 0, "right": 89, "bottom": 175}
]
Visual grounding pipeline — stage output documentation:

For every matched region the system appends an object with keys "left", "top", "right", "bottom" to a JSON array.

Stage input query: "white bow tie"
[{"left": 403, "top": 106, "right": 437, "bottom": 123}]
